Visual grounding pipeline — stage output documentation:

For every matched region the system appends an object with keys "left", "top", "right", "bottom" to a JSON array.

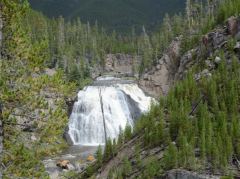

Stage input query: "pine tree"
[
  {"left": 104, "top": 139, "right": 113, "bottom": 161},
  {"left": 112, "top": 139, "right": 117, "bottom": 156},
  {"left": 122, "top": 157, "right": 132, "bottom": 177},
  {"left": 124, "top": 124, "right": 132, "bottom": 142},
  {"left": 163, "top": 143, "right": 178, "bottom": 170},
  {"left": 117, "top": 127, "right": 124, "bottom": 147},
  {"left": 96, "top": 145, "right": 103, "bottom": 167}
]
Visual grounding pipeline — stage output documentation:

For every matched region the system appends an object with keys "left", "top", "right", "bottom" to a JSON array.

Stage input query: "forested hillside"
[
  {"left": 28, "top": 0, "right": 185, "bottom": 32},
  {"left": 1, "top": 1, "right": 77, "bottom": 177}
]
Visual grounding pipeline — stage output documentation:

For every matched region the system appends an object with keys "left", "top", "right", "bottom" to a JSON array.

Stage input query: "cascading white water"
[{"left": 68, "top": 77, "right": 153, "bottom": 146}]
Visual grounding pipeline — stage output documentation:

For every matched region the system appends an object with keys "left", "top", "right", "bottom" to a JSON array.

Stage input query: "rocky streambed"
[{"left": 43, "top": 145, "right": 99, "bottom": 179}]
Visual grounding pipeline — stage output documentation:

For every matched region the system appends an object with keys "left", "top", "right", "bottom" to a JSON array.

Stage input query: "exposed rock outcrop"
[
  {"left": 139, "top": 16, "right": 240, "bottom": 98},
  {"left": 139, "top": 37, "right": 181, "bottom": 98},
  {"left": 63, "top": 126, "right": 74, "bottom": 145},
  {"left": 165, "top": 170, "right": 220, "bottom": 179},
  {"left": 227, "top": 16, "right": 240, "bottom": 37},
  {"left": 90, "top": 53, "right": 140, "bottom": 79},
  {"left": 104, "top": 53, "right": 140, "bottom": 77}
]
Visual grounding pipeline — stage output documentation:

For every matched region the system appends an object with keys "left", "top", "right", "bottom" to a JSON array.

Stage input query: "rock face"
[
  {"left": 56, "top": 160, "right": 70, "bottom": 169},
  {"left": 139, "top": 16, "right": 240, "bottom": 98},
  {"left": 227, "top": 16, "right": 239, "bottom": 37},
  {"left": 165, "top": 170, "right": 220, "bottom": 179},
  {"left": 139, "top": 37, "right": 181, "bottom": 98},
  {"left": 90, "top": 53, "right": 140, "bottom": 79},
  {"left": 63, "top": 126, "right": 73, "bottom": 145},
  {"left": 105, "top": 54, "right": 140, "bottom": 77}
]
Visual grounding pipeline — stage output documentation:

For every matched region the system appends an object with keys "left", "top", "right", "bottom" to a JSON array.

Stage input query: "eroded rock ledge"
[{"left": 165, "top": 169, "right": 220, "bottom": 179}]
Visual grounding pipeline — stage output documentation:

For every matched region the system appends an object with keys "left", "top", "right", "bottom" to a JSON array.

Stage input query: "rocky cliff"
[
  {"left": 104, "top": 54, "right": 140, "bottom": 77},
  {"left": 91, "top": 53, "right": 140, "bottom": 79},
  {"left": 139, "top": 16, "right": 240, "bottom": 98},
  {"left": 139, "top": 37, "right": 181, "bottom": 98}
]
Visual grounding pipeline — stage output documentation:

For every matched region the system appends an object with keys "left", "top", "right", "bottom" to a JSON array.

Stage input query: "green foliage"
[
  {"left": 96, "top": 145, "right": 103, "bottom": 167},
  {"left": 130, "top": 50, "right": 240, "bottom": 175},
  {"left": 122, "top": 157, "right": 132, "bottom": 177},
  {"left": 216, "top": 0, "right": 240, "bottom": 24},
  {"left": 141, "top": 157, "right": 163, "bottom": 179},
  {"left": 3, "top": 142, "right": 48, "bottom": 178},
  {"left": 104, "top": 138, "right": 114, "bottom": 162},
  {"left": 85, "top": 165, "right": 95, "bottom": 177},
  {"left": 1, "top": 1, "right": 77, "bottom": 178},
  {"left": 124, "top": 124, "right": 132, "bottom": 141},
  {"left": 163, "top": 143, "right": 178, "bottom": 170}
]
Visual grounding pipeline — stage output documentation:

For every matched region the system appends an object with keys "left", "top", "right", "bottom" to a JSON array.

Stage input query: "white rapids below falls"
[{"left": 67, "top": 77, "right": 154, "bottom": 146}]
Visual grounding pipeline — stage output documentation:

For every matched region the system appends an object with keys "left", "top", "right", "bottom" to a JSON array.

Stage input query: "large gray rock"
[
  {"left": 63, "top": 126, "right": 73, "bottom": 145},
  {"left": 104, "top": 54, "right": 140, "bottom": 77},
  {"left": 227, "top": 16, "right": 239, "bottom": 36},
  {"left": 139, "top": 37, "right": 181, "bottom": 98},
  {"left": 165, "top": 169, "right": 220, "bottom": 179}
]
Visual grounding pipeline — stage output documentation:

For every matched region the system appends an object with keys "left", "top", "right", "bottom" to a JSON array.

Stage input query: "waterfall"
[{"left": 68, "top": 77, "right": 153, "bottom": 146}]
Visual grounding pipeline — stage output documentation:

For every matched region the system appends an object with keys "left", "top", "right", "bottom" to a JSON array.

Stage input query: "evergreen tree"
[
  {"left": 96, "top": 145, "right": 103, "bottom": 167},
  {"left": 104, "top": 139, "right": 113, "bottom": 161},
  {"left": 117, "top": 127, "right": 124, "bottom": 147},
  {"left": 124, "top": 124, "right": 132, "bottom": 142},
  {"left": 122, "top": 157, "right": 132, "bottom": 177},
  {"left": 163, "top": 143, "right": 178, "bottom": 170}
]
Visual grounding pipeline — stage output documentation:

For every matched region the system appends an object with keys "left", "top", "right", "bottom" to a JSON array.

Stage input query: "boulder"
[
  {"left": 45, "top": 68, "right": 57, "bottom": 76},
  {"left": 205, "top": 60, "right": 214, "bottom": 69},
  {"left": 63, "top": 126, "right": 73, "bottom": 145},
  {"left": 30, "top": 135, "right": 38, "bottom": 141},
  {"left": 56, "top": 160, "right": 70, "bottom": 169},
  {"left": 194, "top": 73, "right": 201, "bottom": 81},
  {"left": 194, "top": 69, "right": 212, "bottom": 81},
  {"left": 227, "top": 16, "right": 238, "bottom": 36},
  {"left": 234, "top": 42, "right": 240, "bottom": 52},
  {"left": 87, "top": 155, "right": 95, "bottom": 162},
  {"left": 214, "top": 56, "right": 222, "bottom": 64},
  {"left": 67, "top": 163, "right": 75, "bottom": 171}
]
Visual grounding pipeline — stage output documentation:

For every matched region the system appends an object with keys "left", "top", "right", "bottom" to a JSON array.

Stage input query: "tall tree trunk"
[{"left": 99, "top": 88, "right": 107, "bottom": 144}]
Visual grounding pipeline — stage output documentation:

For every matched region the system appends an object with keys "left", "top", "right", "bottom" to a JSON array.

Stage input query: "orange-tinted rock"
[
  {"left": 56, "top": 160, "right": 70, "bottom": 169},
  {"left": 87, "top": 155, "right": 95, "bottom": 162}
]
